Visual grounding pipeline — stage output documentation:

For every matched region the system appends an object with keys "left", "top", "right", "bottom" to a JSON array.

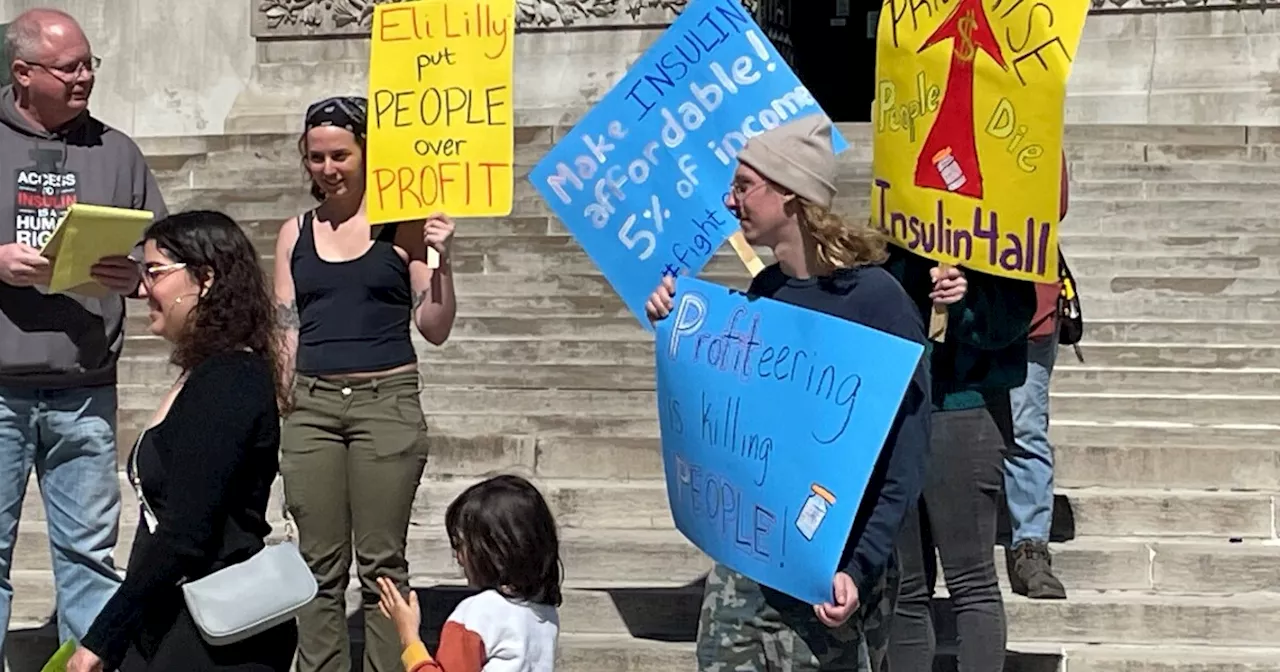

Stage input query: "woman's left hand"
[
  {"left": 423, "top": 212, "right": 456, "bottom": 259},
  {"left": 67, "top": 647, "right": 105, "bottom": 672}
]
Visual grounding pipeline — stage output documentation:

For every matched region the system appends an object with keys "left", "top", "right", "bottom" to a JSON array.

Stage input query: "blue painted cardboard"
[
  {"left": 528, "top": 0, "right": 847, "bottom": 326},
  {"left": 654, "top": 276, "right": 922, "bottom": 605}
]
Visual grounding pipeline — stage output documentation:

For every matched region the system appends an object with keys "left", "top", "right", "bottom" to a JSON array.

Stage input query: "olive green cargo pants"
[{"left": 281, "top": 371, "right": 428, "bottom": 672}]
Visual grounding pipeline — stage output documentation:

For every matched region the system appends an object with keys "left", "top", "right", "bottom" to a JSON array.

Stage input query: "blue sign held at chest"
[
  {"left": 654, "top": 276, "right": 922, "bottom": 605},
  {"left": 528, "top": 0, "right": 847, "bottom": 326}
]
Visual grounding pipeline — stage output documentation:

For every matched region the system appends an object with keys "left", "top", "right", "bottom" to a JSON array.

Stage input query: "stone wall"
[
  {"left": 2, "top": 0, "right": 1279, "bottom": 136},
  {"left": 0, "top": 0, "right": 256, "bottom": 136}
]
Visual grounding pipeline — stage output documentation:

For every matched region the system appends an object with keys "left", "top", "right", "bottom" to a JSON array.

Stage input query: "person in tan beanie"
[{"left": 645, "top": 114, "right": 965, "bottom": 672}]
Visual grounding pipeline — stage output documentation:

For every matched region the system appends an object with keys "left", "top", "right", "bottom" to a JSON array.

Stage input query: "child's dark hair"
[{"left": 445, "top": 475, "right": 563, "bottom": 607}]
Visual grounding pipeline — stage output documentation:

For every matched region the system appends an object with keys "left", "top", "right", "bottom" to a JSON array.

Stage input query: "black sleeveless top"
[{"left": 291, "top": 211, "right": 417, "bottom": 376}]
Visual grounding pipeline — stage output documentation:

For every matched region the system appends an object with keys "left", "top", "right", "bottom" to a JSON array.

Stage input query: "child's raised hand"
[{"left": 377, "top": 576, "right": 422, "bottom": 647}]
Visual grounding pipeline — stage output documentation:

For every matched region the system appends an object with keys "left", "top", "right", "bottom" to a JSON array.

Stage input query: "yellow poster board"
[
  {"left": 871, "top": 0, "right": 1089, "bottom": 282},
  {"left": 40, "top": 203, "right": 154, "bottom": 296},
  {"left": 366, "top": 0, "right": 515, "bottom": 223}
]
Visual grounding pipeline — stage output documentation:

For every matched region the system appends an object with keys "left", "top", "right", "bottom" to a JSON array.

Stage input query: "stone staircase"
[{"left": 6, "top": 123, "right": 1280, "bottom": 671}]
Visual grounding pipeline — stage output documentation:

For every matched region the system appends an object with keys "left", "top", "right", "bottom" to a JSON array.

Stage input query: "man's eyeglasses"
[{"left": 25, "top": 55, "right": 101, "bottom": 80}]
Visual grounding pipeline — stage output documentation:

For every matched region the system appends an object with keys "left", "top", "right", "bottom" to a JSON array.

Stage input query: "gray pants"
[
  {"left": 890, "top": 405, "right": 1009, "bottom": 672},
  {"left": 695, "top": 558, "right": 899, "bottom": 672},
  {"left": 281, "top": 371, "right": 428, "bottom": 672}
]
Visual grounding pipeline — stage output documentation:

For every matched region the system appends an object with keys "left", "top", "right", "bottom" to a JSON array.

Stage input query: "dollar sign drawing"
[{"left": 956, "top": 11, "right": 977, "bottom": 61}]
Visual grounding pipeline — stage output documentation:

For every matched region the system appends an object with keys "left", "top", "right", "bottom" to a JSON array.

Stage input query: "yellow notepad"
[
  {"left": 41, "top": 638, "right": 77, "bottom": 672},
  {"left": 39, "top": 203, "right": 154, "bottom": 296}
]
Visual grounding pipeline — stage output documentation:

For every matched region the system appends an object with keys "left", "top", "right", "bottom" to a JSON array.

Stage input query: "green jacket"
[{"left": 882, "top": 247, "right": 1036, "bottom": 411}]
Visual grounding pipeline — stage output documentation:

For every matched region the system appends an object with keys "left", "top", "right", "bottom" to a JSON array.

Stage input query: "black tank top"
[{"left": 291, "top": 211, "right": 417, "bottom": 376}]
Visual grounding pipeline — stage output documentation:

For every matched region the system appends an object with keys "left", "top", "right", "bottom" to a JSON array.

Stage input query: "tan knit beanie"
[{"left": 736, "top": 114, "right": 838, "bottom": 209}]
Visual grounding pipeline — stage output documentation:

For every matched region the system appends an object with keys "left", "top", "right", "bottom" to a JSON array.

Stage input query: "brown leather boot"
[{"left": 1006, "top": 541, "right": 1067, "bottom": 599}]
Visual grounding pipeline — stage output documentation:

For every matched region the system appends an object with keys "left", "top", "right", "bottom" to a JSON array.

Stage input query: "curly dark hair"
[
  {"left": 144, "top": 210, "right": 286, "bottom": 405},
  {"left": 445, "top": 474, "right": 563, "bottom": 607}
]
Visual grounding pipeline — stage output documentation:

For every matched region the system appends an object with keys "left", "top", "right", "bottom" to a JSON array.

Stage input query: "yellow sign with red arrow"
[{"left": 872, "top": 0, "right": 1089, "bottom": 282}]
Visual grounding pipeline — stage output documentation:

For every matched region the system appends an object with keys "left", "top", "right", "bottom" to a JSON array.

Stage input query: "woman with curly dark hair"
[{"left": 67, "top": 210, "right": 298, "bottom": 672}]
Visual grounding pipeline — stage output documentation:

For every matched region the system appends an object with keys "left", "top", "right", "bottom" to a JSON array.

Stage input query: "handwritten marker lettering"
[
  {"left": 366, "top": 0, "right": 516, "bottom": 221},
  {"left": 656, "top": 277, "right": 924, "bottom": 605},
  {"left": 870, "top": 0, "right": 1089, "bottom": 282},
  {"left": 529, "top": 0, "right": 849, "bottom": 326}
]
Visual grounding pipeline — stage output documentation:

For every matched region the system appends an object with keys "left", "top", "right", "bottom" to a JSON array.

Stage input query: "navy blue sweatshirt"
[{"left": 747, "top": 263, "right": 931, "bottom": 603}]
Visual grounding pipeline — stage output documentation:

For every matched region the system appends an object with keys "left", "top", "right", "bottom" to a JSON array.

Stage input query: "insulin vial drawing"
[
  {"left": 795, "top": 483, "right": 837, "bottom": 541},
  {"left": 932, "top": 147, "right": 967, "bottom": 192}
]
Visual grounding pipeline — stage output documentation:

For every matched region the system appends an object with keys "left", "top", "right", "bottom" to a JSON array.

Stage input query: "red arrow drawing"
[{"left": 913, "top": 0, "right": 1007, "bottom": 200}]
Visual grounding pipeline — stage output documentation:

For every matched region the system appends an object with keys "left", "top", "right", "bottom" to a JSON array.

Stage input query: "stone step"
[
  {"left": 1051, "top": 366, "right": 1280, "bottom": 394},
  {"left": 157, "top": 179, "right": 1280, "bottom": 226},
  {"left": 301, "top": 236, "right": 1280, "bottom": 278},
  {"left": 413, "top": 410, "right": 1277, "bottom": 446},
  {"left": 1065, "top": 215, "right": 1280, "bottom": 237},
  {"left": 121, "top": 315, "right": 1277, "bottom": 348},
  {"left": 1077, "top": 296, "right": 1280, "bottom": 322},
  {"left": 557, "top": 639, "right": 1280, "bottom": 672},
  {"left": 39, "top": 433, "right": 1280, "bottom": 540},
  {"left": 422, "top": 429, "right": 1280, "bottom": 492},
  {"left": 120, "top": 359, "right": 1273, "bottom": 397},
  {"left": 1080, "top": 319, "right": 1280, "bottom": 345},
  {"left": 1071, "top": 161, "right": 1280, "bottom": 182},
  {"left": 95, "top": 410, "right": 1280, "bottom": 491},
  {"left": 414, "top": 584, "right": 1280, "bottom": 646},
  {"left": 417, "top": 339, "right": 1280, "bottom": 371},
  {"left": 1078, "top": 275, "right": 1280, "bottom": 299},
  {"left": 1041, "top": 392, "right": 1279, "bottom": 426},
  {"left": 114, "top": 368, "right": 1280, "bottom": 427},
  {"left": 1066, "top": 343, "right": 1280, "bottom": 369}
]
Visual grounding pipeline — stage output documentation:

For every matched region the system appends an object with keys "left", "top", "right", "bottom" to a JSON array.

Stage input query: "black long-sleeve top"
[
  {"left": 81, "top": 351, "right": 280, "bottom": 669},
  {"left": 746, "top": 263, "right": 931, "bottom": 604}
]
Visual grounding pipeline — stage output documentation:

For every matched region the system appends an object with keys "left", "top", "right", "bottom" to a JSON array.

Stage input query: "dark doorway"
[{"left": 755, "top": 1, "right": 878, "bottom": 122}]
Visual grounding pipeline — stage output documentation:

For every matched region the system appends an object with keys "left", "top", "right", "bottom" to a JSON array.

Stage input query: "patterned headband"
[{"left": 304, "top": 96, "right": 368, "bottom": 139}]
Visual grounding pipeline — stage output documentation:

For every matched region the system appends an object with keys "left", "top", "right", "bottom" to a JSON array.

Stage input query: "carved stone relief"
[
  {"left": 253, "top": 0, "right": 689, "bottom": 35},
  {"left": 252, "top": 0, "right": 1277, "bottom": 37}
]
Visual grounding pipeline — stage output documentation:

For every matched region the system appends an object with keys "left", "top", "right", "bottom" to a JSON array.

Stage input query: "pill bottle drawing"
[
  {"left": 932, "top": 147, "right": 967, "bottom": 192},
  {"left": 795, "top": 483, "right": 837, "bottom": 541}
]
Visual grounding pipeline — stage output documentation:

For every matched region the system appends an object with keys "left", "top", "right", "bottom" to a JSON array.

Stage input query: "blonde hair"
[{"left": 799, "top": 199, "right": 887, "bottom": 269}]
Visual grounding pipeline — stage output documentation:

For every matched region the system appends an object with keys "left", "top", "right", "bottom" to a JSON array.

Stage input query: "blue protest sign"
[
  {"left": 528, "top": 0, "right": 847, "bottom": 326},
  {"left": 654, "top": 276, "right": 923, "bottom": 605}
]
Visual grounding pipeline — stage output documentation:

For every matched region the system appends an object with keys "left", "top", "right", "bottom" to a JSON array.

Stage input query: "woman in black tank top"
[{"left": 271, "top": 96, "right": 458, "bottom": 672}]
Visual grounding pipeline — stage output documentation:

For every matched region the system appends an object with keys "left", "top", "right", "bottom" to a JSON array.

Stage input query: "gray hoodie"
[{"left": 0, "top": 85, "right": 168, "bottom": 389}]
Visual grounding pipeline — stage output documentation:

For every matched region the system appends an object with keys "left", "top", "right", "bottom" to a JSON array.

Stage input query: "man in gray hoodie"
[{"left": 0, "top": 8, "right": 167, "bottom": 657}]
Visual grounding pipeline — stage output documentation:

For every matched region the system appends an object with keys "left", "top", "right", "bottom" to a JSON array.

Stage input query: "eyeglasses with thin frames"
[
  {"left": 723, "top": 181, "right": 767, "bottom": 208},
  {"left": 24, "top": 55, "right": 101, "bottom": 81}
]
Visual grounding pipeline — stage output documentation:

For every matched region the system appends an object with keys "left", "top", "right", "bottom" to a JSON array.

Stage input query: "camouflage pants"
[{"left": 695, "top": 558, "right": 901, "bottom": 672}]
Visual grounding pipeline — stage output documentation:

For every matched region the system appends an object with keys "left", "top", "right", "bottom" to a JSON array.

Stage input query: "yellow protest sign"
[
  {"left": 871, "top": 0, "right": 1089, "bottom": 281},
  {"left": 366, "top": 0, "right": 515, "bottom": 223}
]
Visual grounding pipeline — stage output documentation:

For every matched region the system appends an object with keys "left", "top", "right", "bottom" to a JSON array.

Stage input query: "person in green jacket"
[{"left": 882, "top": 249, "right": 1036, "bottom": 672}]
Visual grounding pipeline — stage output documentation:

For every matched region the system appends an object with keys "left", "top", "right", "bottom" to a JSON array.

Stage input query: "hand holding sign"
[
  {"left": 814, "top": 572, "right": 859, "bottom": 627},
  {"left": 644, "top": 275, "right": 678, "bottom": 323},
  {"left": 424, "top": 212, "right": 456, "bottom": 256},
  {"left": 929, "top": 265, "right": 967, "bottom": 305}
]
